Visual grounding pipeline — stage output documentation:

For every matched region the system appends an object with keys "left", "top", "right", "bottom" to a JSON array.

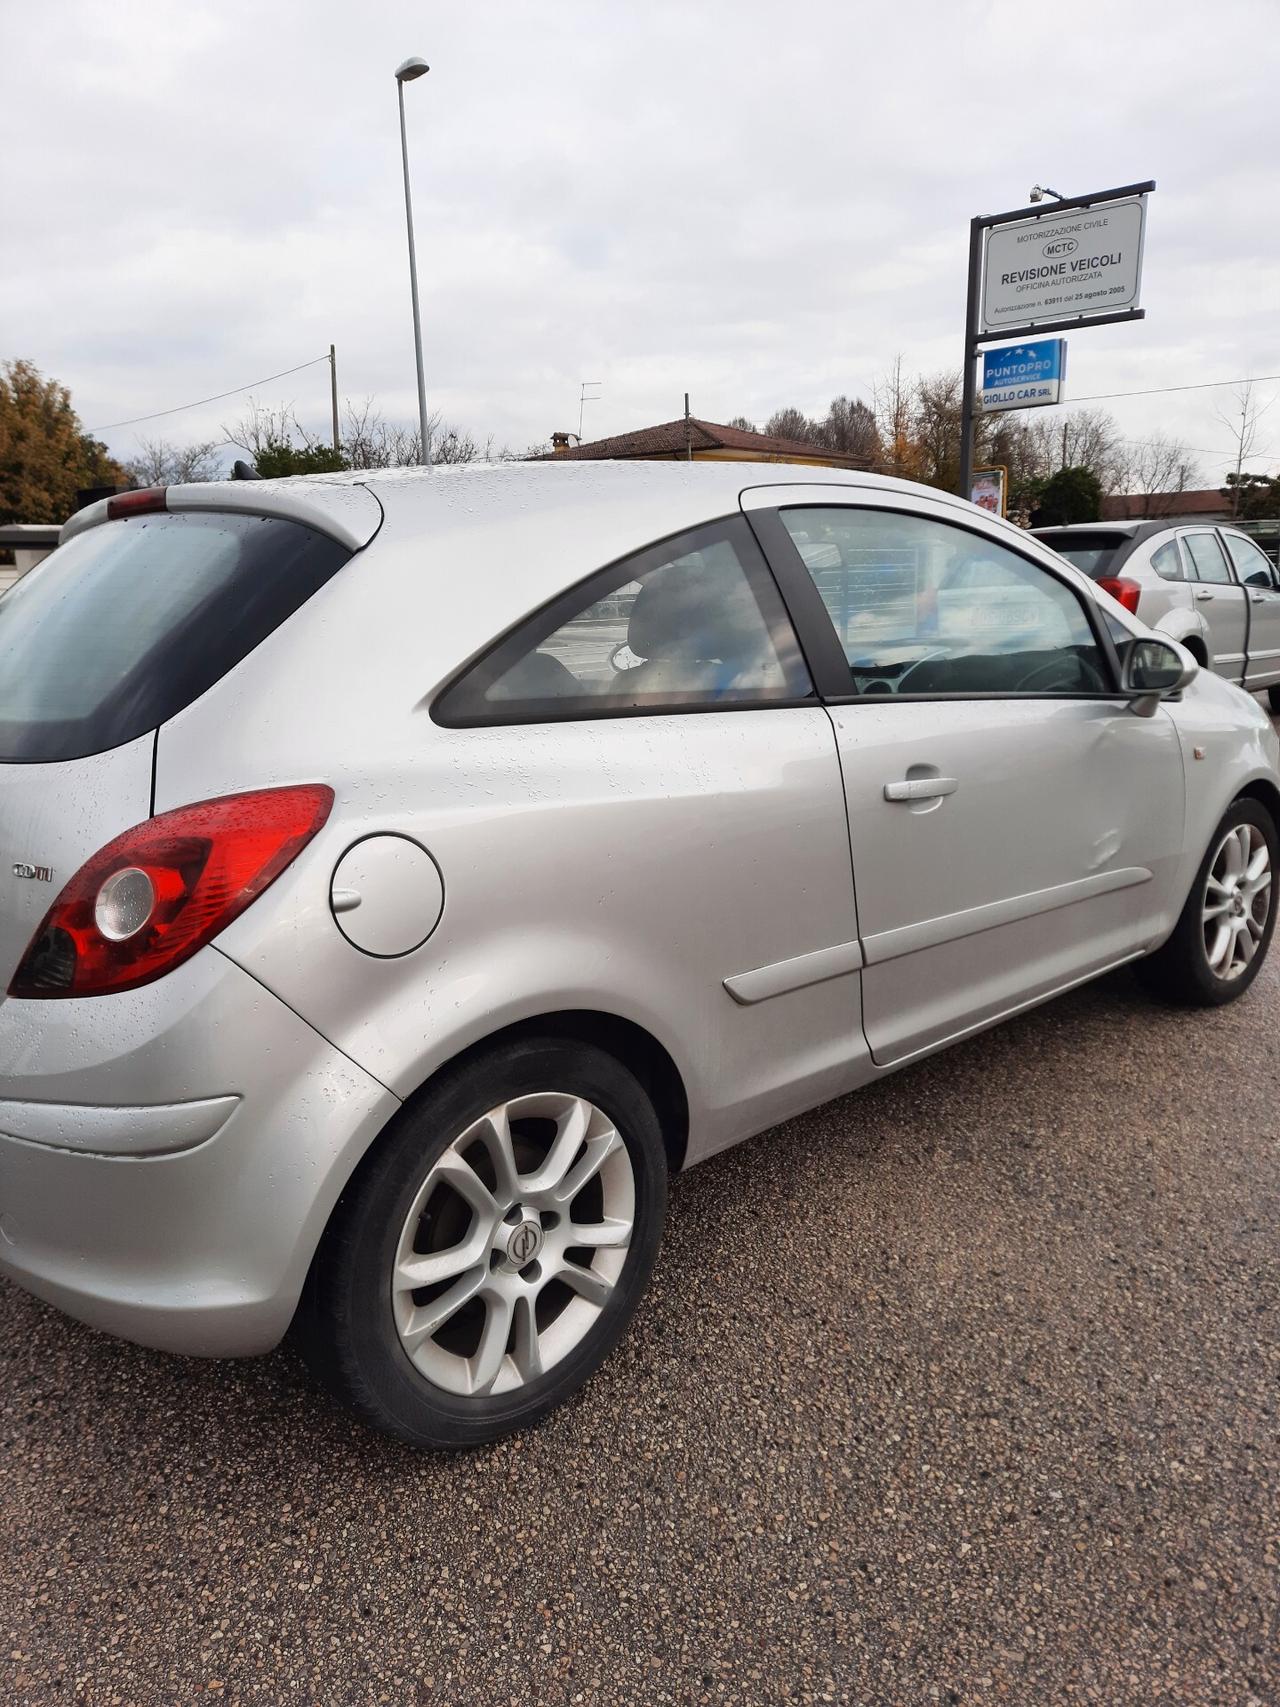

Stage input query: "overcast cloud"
[{"left": 3, "top": 0, "right": 1278, "bottom": 482}]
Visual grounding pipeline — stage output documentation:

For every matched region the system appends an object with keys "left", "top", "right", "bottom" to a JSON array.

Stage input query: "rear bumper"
[{"left": 0, "top": 948, "right": 399, "bottom": 1356}]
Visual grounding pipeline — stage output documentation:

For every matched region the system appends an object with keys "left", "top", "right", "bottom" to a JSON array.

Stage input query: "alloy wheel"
[
  {"left": 1202, "top": 820, "right": 1273, "bottom": 981},
  {"left": 391, "top": 1093, "right": 635, "bottom": 1397}
]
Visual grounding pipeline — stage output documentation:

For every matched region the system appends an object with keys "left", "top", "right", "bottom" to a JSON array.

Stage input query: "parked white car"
[
  {"left": 1034, "top": 520, "right": 1280, "bottom": 706},
  {"left": 0, "top": 463, "right": 1277, "bottom": 1447}
]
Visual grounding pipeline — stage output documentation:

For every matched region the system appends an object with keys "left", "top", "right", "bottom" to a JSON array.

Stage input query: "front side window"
[
  {"left": 436, "top": 517, "right": 810, "bottom": 724},
  {"left": 1182, "top": 532, "right": 1233, "bottom": 584},
  {"left": 1223, "top": 532, "right": 1278, "bottom": 589},
  {"left": 780, "top": 506, "right": 1109, "bottom": 697}
]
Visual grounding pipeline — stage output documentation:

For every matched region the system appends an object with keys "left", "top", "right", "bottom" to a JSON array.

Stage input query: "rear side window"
[
  {"left": 435, "top": 516, "right": 810, "bottom": 725},
  {"left": 0, "top": 511, "right": 350, "bottom": 763},
  {"left": 1151, "top": 540, "right": 1184, "bottom": 581}
]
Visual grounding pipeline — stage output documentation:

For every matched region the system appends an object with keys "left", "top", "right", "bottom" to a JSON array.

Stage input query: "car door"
[
  {"left": 1180, "top": 529, "right": 1249, "bottom": 683},
  {"left": 744, "top": 487, "right": 1186, "bottom": 1068},
  {"left": 1221, "top": 530, "right": 1280, "bottom": 691}
]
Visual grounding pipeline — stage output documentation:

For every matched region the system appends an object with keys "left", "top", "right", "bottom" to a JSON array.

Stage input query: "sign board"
[
  {"left": 970, "top": 468, "right": 1006, "bottom": 516},
  {"left": 980, "top": 338, "right": 1066, "bottom": 412},
  {"left": 980, "top": 194, "right": 1146, "bottom": 332}
]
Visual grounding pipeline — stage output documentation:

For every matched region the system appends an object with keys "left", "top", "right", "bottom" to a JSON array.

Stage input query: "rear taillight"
[
  {"left": 8, "top": 785, "right": 333, "bottom": 1000},
  {"left": 106, "top": 487, "right": 167, "bottom": 519},
  {"left": 1096, "top": 575, "right": 1142, "bottom": 615}
]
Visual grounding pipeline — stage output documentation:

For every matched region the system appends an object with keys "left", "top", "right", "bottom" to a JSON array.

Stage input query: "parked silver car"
[
  {"left": 1034, "top": 519, "right": 1280, "bottom": 707},
  {"left": 1, "top": 464, "right": 1277, "bottom": 1447}
]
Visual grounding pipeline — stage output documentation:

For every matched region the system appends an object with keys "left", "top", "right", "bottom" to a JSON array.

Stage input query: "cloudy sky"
[{"left": 4, "top": 0, "right": 1278, "bottom": 484}]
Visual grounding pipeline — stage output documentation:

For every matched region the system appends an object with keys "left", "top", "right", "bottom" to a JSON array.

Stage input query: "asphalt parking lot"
[{"left": 1, "top": 955, "right": 1278, "bottom": 1707}]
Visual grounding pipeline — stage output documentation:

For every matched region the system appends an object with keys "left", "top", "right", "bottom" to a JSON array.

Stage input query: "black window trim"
[
  {"left": 431, "top": 512, "right": 817, "bottom": 730},
  {"left": 749, "top": 498, "right": 1130, "bottom": 706}
]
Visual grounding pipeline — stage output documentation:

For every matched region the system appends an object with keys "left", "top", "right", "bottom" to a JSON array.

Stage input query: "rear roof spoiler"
[{"left": 60, "top": 476, "right": 384, "bottom": 554}]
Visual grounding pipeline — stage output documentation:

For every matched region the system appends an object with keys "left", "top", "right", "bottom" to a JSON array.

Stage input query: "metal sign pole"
[
  {"left": 958, "top": 216, "right": 983, "bottom": 501},
  {"left": 959, "top": 179, "right": 1154, "bottom": 503}
]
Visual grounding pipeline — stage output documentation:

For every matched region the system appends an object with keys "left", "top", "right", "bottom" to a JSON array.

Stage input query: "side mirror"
[{"left": 1121, "top": 637, "right": 1197, "bottom": 718}]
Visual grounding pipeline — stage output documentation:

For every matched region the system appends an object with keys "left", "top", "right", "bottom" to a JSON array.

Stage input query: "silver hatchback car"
[
  {"left": 1034, "top": 519, "right": 1280, "bottom": 705},
  {"left": 1, "top": 462, "right": 1277, "bottom": 1446}
]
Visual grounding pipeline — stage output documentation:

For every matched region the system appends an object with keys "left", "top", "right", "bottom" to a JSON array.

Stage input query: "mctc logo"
[{"left": 1042, "top": 238, "right": 1079, "bottom": 257}]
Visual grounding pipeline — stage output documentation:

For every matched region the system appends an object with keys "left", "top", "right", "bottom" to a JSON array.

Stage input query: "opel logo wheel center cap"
[{"left": 504, "top": 1218, "right": 543, "bottom": 1269}]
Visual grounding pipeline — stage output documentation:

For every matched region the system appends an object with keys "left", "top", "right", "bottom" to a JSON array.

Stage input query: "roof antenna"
[
  {"left": 231, "top": 459, "right": 262, "bottom": 481},
  {"left": 685, "top": 392, "right": 692, "bottom": 461},
  {"left": 578, "top": 381, "right": 601, "bottom": 441}
]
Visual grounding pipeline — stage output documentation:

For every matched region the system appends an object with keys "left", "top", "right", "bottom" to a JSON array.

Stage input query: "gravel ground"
[{"left": 1, "top": 958, "right": 1278, "bottom": 1706}]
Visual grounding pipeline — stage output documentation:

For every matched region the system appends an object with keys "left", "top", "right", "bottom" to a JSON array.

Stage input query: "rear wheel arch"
[
  {"left": 416, "top": 1010, "right": 691, "bottom": 1173},
  {"left": 356, "top": 1010, "right": 690, "bottom": 1186}
]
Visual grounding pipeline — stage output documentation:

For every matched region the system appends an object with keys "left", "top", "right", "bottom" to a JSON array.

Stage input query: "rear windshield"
[
  {"left": 0, "top": 510, "right": 350, "bottom": 763},
  {"left": 1035, "top": 531, "right": 1126, "bottom": 579}
]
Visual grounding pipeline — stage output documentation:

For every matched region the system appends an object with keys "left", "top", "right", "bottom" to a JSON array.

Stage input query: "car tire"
[
  {"left": 1136, "top": 797, "right": 1278, "bottom": 1006},
  {"left": 296, "top": 1037, "right": 668, "bottom": 1448},
  {"left": 1267, "top": 685, "right": 1280, "bottom": 715}
]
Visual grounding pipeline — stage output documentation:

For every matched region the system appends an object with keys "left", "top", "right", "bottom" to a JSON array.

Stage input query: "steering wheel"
[
  {"left": 891, "top": 648, "right": 952, "bottom": 694},
  {"left": 1013, "top": 654, "right": 1107, "bottom": 694},
  {"left": 609, "top": 640, "right": 642, "bottom": 673}
]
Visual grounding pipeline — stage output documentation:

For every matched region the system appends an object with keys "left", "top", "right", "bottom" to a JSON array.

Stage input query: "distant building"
[
  {"left": 0, "top": 524, "right": 59, "bottom": 595},
  {"left": 1101, "top": 488, "right": 1230, "bottom": 522},
  {"left": 548, "top": 416, "right": 870, "bottom": 472}
]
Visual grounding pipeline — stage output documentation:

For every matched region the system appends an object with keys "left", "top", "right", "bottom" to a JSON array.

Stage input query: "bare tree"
[
  {"left": 1109, "top": 433, "right": 1201, "bottom": 517},
  {"left": 1214, "top": 381, "right": 1268, "bottom": 517},
  {"left": 124, "top": 436, "right": 220, "bottom": 486},
  {"left": 221, "top": 398, "right": 330, "bottom": 458},
  {"left": 764, "top": 406, "right": 819, "bottom": 445},
  {"left": 873, "top": 357, "right": 919, "bottom": 478},
  {"left": 817, "top": 395, "right": 880, "bottom": 463},
  {"left": 727, "top": 414, "right": 758, "bottom": 433}
]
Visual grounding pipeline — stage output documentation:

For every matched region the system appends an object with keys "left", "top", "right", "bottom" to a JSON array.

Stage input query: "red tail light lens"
[
  {"left": 1096, "top": 575, "right": 1142, "bottom": 615},
  {"left": 105, "top": 487, "right": 167, "bottom": 519},
  {"left": 8, "top": 785, "right": 333, "bottom": 1000}
]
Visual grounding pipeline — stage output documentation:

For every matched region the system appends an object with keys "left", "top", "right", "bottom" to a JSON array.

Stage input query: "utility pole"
[{"left": 329, "top": 345, "right": 340, "bottom": 454}]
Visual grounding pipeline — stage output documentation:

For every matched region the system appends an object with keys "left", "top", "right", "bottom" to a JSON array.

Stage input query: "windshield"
[
  {"left": 0, "top": 509, "right": 349, "bottom": 763},
  {"left": 1035, "top": 532, "right": 1126, "bottom": 579}
]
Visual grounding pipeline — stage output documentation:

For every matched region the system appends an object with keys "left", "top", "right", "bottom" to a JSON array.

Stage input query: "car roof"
[{"left": 68, "top": 457, "right": 1038, "bottom": 554}]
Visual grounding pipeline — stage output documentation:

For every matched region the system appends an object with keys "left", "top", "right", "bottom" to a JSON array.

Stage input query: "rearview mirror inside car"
[{"left": 1121, "top": 638, "right": 1198, "bottom": 717}]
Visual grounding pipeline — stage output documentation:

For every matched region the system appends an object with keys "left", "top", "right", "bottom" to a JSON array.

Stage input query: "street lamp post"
[{"left": 395, "top": 55, "right": 432, "bottom": 469}]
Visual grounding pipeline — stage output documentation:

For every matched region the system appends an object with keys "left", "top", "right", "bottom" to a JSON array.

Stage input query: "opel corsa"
[{"left": 1, "top": 462, "right": 1276, "bottom": 1447}]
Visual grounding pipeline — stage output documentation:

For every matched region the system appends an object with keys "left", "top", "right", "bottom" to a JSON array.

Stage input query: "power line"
[
  {"left": 87, "top": 355, "right": 332, "bottom": 434},
  {"left": 1066, "top": 372, "right": 1280, "bottom": 405}
]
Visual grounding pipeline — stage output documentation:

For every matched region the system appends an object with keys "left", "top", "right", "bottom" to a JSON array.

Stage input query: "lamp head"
[{"left": 396, "top": 57, "right": 430, "bottom": 82}]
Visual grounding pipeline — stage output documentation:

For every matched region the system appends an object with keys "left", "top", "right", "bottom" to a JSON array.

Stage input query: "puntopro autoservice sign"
[{"left": 980, "top": 195, "right": 1146, "bottom": 332}]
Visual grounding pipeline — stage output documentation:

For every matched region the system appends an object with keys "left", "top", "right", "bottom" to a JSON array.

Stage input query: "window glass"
[
  {"left": 0, "top": 511, "right": 350, "bottom": 763},
  {"left": 1182, "top": 532, "right": 1233, "bottom": 584},
  {"left": 781, "top": 507, "right": 1108, "bottom": 697},
  {"left": 1223, "top": 532, "right": 1278, "bottom": 589},
  {"left": 436, "top": 519, "right": 810, "bottom": 723},
  {"left": 1034, "top": 531, "right": 1124, "bottom": 578},
  {"left": 1151, "top": 539, "right": 1184, "bottom": 581}
]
